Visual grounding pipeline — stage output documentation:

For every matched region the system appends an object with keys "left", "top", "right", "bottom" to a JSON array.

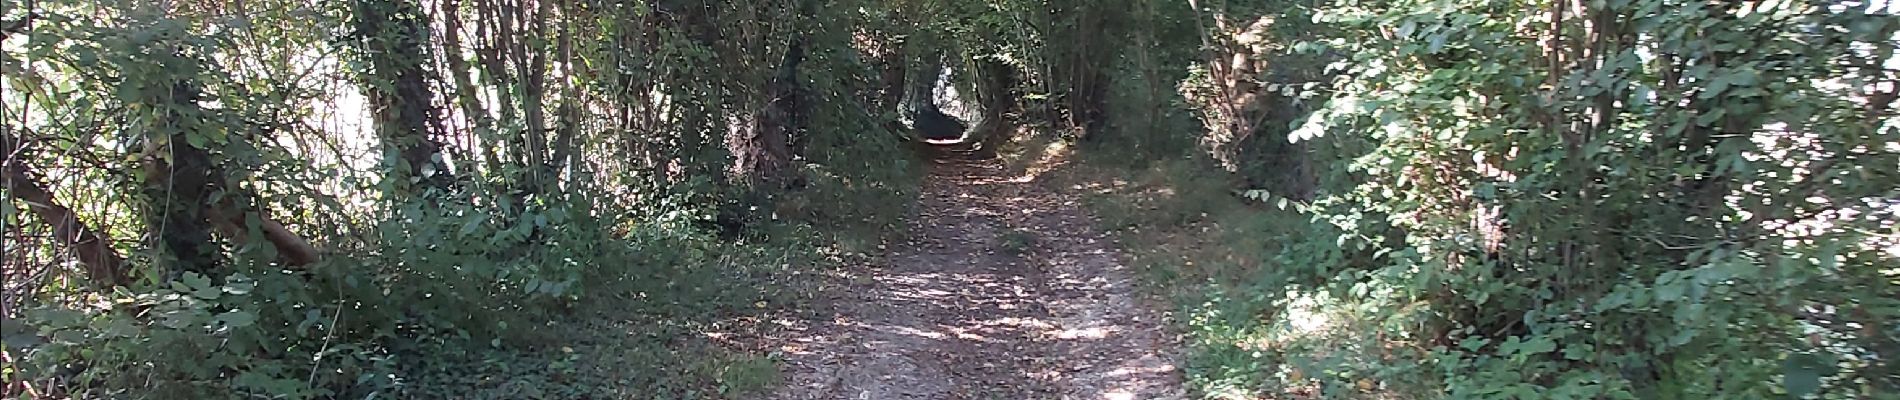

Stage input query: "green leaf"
[
  {"left": 182, "top": 272, "right": 212, "bottom": 291},
  {"left": 101, "top": 318, "right": 141, "bottom": 338},
  {"left": 216, "top": 310, "right": 257, "bottom": 328},
  {"left": 1654, "top": 274, "right": 1686, "bottom": 303},
  {"left": 223, "top": 274, "right": 256, "bottom": 295},
  {"left": 1782, "top": 352, "right": 1838, "bottom": 398},
  {"left": 1520, "top": 336, "right": 1555, "bottom": 355},
  {"left": 460, "top": 217, "right": 484, "bottom": 236},
  {"left": 185, "top": 131, "right": 208, "bottom": 149},
  {"left": 1563, "top": 343, "right": 1593, "bottom": 361},
  {"left": 1460, "top": 336, "right": 1489, "bottom": 351},
  {"left": 1695, "top": 108, "right": 1728, "bottom": 126},
  {"left": 2, "top": 317, "right": 42, "bottom": 348},
  {"left": 180, "top": 273, "right": 223, "bottom": 300}
]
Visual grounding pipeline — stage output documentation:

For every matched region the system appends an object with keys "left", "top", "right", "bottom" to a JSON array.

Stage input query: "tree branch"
[{"left": 1, "top": 130, "right": 131, "bottom": 288}]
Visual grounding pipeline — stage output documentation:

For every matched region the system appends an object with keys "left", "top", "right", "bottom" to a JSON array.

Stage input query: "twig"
[{"left": 305, "top": 301, "right": 345, "bottom": 389}]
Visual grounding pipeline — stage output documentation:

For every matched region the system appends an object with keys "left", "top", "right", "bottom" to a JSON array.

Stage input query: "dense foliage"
[
  {"left": 1076, "top": 0, "right": 1900, "bottom": 398},
  {"left": 2, "top": 0, "right": 921, "bottom": 397},
  {"left": 5, "top": 0, "right": 1896, "bottom": 397}
]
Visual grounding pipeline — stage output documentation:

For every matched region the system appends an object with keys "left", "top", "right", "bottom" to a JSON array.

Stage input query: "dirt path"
[{"left": 760, "top": 158, "right": 1184, "bottom": 400}]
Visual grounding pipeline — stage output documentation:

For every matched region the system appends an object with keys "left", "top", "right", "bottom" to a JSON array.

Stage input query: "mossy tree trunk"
[{"left": 351, "top": 0, "right": 453, "bottom": 195}]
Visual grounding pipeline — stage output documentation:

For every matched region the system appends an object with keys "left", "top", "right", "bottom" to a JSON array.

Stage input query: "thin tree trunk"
[
  {"left": 973, "top": 57, "right": 1017, "bottom": 156},
  {"left": 548, "top": 0, "right": 581, "bottom": 185},
  {"left": 515, "top": 0, "right": 552, "bottom": 192},
  {"left": 353, "top": 0, "right": 452, "bottom": 193},
  {"left": 439, "top": 0, "right": 495, "bottom": 174}
]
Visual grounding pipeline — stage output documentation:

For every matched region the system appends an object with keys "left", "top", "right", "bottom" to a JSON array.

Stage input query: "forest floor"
[{"left": 752, "top": 154, "right": 1186, "bottom": 399}]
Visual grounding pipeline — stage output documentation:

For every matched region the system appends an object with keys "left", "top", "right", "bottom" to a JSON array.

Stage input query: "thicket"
[{"left": 1069, "top": 0, "right": 1900, "bottom": 398}]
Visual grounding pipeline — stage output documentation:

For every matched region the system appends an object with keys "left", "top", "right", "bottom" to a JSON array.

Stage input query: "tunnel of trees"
[{"left": 2, "top": 0, "right": 1897, "bottom": 397}]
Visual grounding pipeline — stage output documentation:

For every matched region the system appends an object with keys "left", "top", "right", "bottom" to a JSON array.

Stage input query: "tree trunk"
[
  {"left": 903, "top": 46, "right": 947, "bottom": 122},
  {"left": 973, "top": 57, "right": 1017, "bottom": 156},
  {"left": 875, "top": 34, "right": 910, "bottom": 139},
  {"left": 878, "top": 40, "right": 908, "bottom": 115},
  {"left": 143, "top": 81, "right": 318, "bottom": 272},
  {"left": 353, "top": 0, "right": 452, "bottom": 194},
  {"left": 518, "top": 0, "right": 553, "bottom": 193},
  {"left": 1050, "top": 0, "right": 1115, "bottom": 137},
  {"left": 142, "top": 83, "right": 225, "bottom": 274},
  {"left": 728, "top": 38, "right": 804, "bottom": 187},
  {"left": 440, "top": 0, "right": 495, "bottom": 176},
  {"left": 548, "top": 0, "right": 582, "bottom": 187}
]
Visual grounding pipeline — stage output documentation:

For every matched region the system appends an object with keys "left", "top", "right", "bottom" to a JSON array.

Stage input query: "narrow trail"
[{"left": 762, "top": 157, "right": 1184, "bottom": 400}]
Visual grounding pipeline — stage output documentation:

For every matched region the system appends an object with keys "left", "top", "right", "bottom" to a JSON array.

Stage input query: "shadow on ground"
[{"left": 753, "top": 155, "right": 1185, "bottom": 400}]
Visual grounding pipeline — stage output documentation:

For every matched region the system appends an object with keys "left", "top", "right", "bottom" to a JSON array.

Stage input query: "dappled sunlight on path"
[{"left": 758, "top": 158, "right": 1185, "bottom": 400}]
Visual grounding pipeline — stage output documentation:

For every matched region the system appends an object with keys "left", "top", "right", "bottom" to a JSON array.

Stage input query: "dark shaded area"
[
  {"left": 913, "top": 103, "right": 968, "bottom": 141},
  {"left": 969, "top": 58, "right": 1018, "bottom": 156}
]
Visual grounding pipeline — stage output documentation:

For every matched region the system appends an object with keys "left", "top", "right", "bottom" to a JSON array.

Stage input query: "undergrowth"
[
  {"left": 1065, "top": 123, "right": 1897, "bottom": 399},
  {"left": 0, "top": 1, "right": 920, "bottom": 394},
  {"left": 1051, "top": 148, "right": 1324, "bottom": 397},
  {"left": 5, "top": 161, "right": 915, "bottom": 399},
  {"left": 1057, "top": 149, "right": 1437, "bottom": 399}
]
